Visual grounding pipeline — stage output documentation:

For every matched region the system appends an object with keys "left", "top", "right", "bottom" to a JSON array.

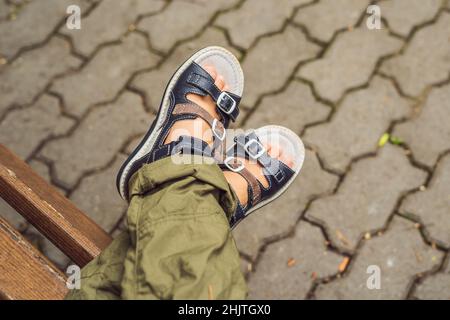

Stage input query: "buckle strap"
[
  {"left": 173, "top": 103, "right": 225, "bottom": 141},
  {"left": 186, "top": 72, "right": 239, "bottom": 121},
  {"left": 148, "top": 136, "right": 213, "bottom": 163},
  {"left": 222, "top": 157, "right": 262, "bottom": 207},
  {"left": 234, "top": 131, "right": 285, "bottom": 182}
]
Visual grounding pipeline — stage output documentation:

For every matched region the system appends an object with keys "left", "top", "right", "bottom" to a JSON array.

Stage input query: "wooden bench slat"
[
  {"left": 0, "top": 216, "right": 69, "bottom": 300},
  {"left": 0, "top": 144, "right": 112, "bottom": 267}
]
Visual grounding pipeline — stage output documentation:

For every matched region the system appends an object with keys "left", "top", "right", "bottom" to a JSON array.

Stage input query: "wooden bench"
[{"left": 0, "top": 144, "right": 112, "bottom": 300}]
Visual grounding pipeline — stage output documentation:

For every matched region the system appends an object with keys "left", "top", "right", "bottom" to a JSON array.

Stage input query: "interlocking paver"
[
  {"left": 40, "top": 92, "right": 152, "bottom": 188},
  {"left": 315, "top": 217, "right": 443, "bottom": 299},
  {"left": 306, "top": 145, "right": 426, "bottom": 251},
  {"left": 298, "top": 28, "right": 402, "bottom": 102},
  {"left": 61, "top": 0, "right": 165, "bottom": 56},
  {"left": 131, "top": 27, "right": 241, "bottom": 112},
  {"left": 380, "top": 12, "right": 450, "bottom": 97},
  {"left": 0, "top": 1, "right": 10, "bottom": 21},
  {"left": 0, "top": 37, "right": 81, "bottom": 116},
  {"left": 248, "top": 222, "right": 343, "bottom": 299},
  {"left": 415, "top": 258, "right": 450, "bottom": 300},
  {"left": 216, "top": 0, "right": 309, "bottom": 49},
  {"left": 294, "top": 0, "right": 369, "bottom": 42},
  {"left": 400, "top": 153, "right": 450, "bottom": 247},
  {"left": 51, "top": 33, "right": 159, "bottom": 117},
  {"left": 233, "top": 149, "right": 339, "bottom": 259},
  {"left": 303, "top": 76, "right": 412, "bottom": 173},
  {"left": 380, "top": 0, "right": 441, "bottom": 37},
  {"left": 243, "top": 25, "right": 320, "bottom": 107},
  {"left": 0, "top": 0, "right": 87, "bottom": 59},
  {"left": 0, "top": 94, "right": 75, "bottom": 160},
  {"left": 70, "top": 155, "right": 127, "bottom": 233},
  {"left": 393, "top": 84, "right": 450, "bottom": 168},
  {"left": 138, "top": 0, "right": 239, "bottom": 53},
  {"left": 244, "top": 80, "right": 330, "bottom": 134}
]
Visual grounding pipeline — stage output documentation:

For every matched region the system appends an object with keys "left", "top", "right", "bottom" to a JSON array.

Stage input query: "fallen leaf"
[
  {"left": 311, "top": 272, "right": 317, "bottom": 280},
  {"left": 378, "top": 133, "right": 390, "bottom": 147},
  {"left": 389, "top": 135, "right": 403, "bottom": 145},
  {"left": 287, "top": 258, "right": 296, "bottom": 268},
  {"left": 338, "top": 257, "right": 350, "bottom": 272},
  {"left": 336, "top": 230, "right": 351, "bottom": 247}
]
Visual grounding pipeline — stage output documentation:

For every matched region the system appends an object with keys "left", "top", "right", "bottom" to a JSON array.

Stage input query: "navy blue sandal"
[
  {"left": 221, "top": 126, "right": 305, "bottom": 229},
  {"left": 116, "top": 46, "right": 244, "bottom": 200}
]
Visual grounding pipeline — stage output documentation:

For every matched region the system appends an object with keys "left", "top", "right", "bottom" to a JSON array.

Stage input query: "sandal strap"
[
  {"left": 186, "top": 71, "right": 240, "bottom": 122},
  {"left": 172, "top": 102, "right": 226, "bottom": 159},
  {"left": 222, "top": 158, "right": 262, "bottom": 206},
  {"left": 146, "top": 135, "right": 213, "bottom": 163},
  {"left": 173, "top": 103, "right": 226, "bottom": 141}
]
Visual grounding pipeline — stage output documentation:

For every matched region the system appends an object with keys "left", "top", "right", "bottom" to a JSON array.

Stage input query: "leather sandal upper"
[
  {"left": 123, "top": 62, "right": 242, "bottom": 198},
  {"left": 221, "top": 131, "right": 295, "bottom": 228}
]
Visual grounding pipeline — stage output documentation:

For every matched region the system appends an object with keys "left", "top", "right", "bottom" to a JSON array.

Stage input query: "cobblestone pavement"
[{"left": 1, "top": 0, "right": 449, "bottom": 299}]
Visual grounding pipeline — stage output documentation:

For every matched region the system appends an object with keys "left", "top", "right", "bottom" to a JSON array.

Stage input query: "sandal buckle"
[
  {"left": 224, "top": 156, "right": 245, "bottom": 173},
  {"left": 244, "top": 139, "right": 265, "bottom": 159},
  {"left": 212, "top": 119, "right": 226, "bottom": 141},
  {"left": 217, "top": 92, "right": 236, "bottom": 115}
]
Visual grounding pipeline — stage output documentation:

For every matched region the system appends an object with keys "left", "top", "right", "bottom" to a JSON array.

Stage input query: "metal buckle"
[
  {"left": 212, "top": 119, "right": 226, "bottom": 141},
  {"left": 224, "top": 156, "right": 245, "bottom": 173},
  {"left": 244, "top": 139, "right": 265, "bottom": 159},
  {"left": 217, "top": 92, "right": 236, "bottom": 115}
]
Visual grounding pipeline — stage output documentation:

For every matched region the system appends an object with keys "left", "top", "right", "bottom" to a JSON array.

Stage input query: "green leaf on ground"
[{"left": 378, "top": 133, "right": 390, "bottom": 147}]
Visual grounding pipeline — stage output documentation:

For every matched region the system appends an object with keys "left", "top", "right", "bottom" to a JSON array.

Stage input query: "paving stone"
[
  {"left": 40, "top": 92, "right": 152, "bottom": 188},
  {"left": 124, "top": 135, "right": 145, "bottom": 155},
  {"left": 0, "top": 198, "right": 28, "bottom": 232},
  {"left": 70, "top": 155, "right": 127, "bottom": 233},
  {"left": 61, "top": 0, "right": 165, "bottom": 56},
  {"left": 216, "top": 0, "right": 309, "bottom": 49},
  {"left": 243, "top": 25, "right": 320, "bottom": 107},
  {"left": 315, "top": 217, "right": 443, "bottom": 299},
  {"left": 248, "top": 222, "right": 343, "bottom": 299},
  {"left": 294, "top": 0, "right": 369, "bottom": 42},
  {"left": 0, "top": 0, "right": 88, "bottom": 59},
  {"left": 138, "top": 0, "right": 239, "bottom": 53},
  {"left": 0, "top": 37, "right": 81, "bottom": 116},
  {"left": 380, "top": 13, "right": 450, "bottom": 97},
  {"left": 0, "top": 1, "right": 11, "bottom": 21},
  {"left": 52, "top": 33, "right": 159, "bottom": 117},
  {"left": 233, "top": 149, "right": 339, "bottom": 259},
  {"left": 306, "top": 145, "right": 426, "bottom": 252},
  {"left": 299, "top": 28, "right": 402, "bottom": 102},
  {"left": 303, "top": 76, "right": 412, "bottom": 173},
  {"left": 244, "top": 80, "right": 330, "bottom": 134},
  {"left": 380, "top": 0, "right": 441, "bottom": 37},
  {"left": 393, "top": 84, "right": 450, "bottom": 168},
  {"left": 0, "top": 94, "right": 75, "bottom": 160},
  {"left": 400, "top": 153, "right": 450, "bottom": 247},
  {"left": 131, "top": 27, "right": 241, "bottom": 112},
  {"left": 415, "top": 258, "right": 450, "bottom": 300}
]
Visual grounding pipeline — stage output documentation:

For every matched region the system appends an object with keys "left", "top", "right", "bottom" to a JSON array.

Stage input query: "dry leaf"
[
  {"left": 338, "top": 257, "right": 350, "bottom": 272},
  {"left": 287, "top": 258, "right": 296, "bottom": 268},
  {"left": 336, "top": 230, "right": 351, "bottom": 247},
  {"left": 311, "top": 272, "right": 317, "bottom": 280}
]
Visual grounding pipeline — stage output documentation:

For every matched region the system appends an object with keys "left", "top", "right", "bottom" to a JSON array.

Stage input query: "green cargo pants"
[{"left": 66, "top": 155, "right": 248, "bottom": 300}]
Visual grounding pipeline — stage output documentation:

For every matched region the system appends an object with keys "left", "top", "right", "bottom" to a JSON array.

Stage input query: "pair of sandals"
[{"left": 116, "top": 47, "right": 305, "bottom": 229}]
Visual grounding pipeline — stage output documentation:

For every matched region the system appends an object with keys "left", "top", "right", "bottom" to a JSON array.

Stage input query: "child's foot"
[
  {"left": 164, "top": 65, "right": 230, "bottom": 146},
  {"left": 223, "top": 144, "right": 294, "bottom": 205}
]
